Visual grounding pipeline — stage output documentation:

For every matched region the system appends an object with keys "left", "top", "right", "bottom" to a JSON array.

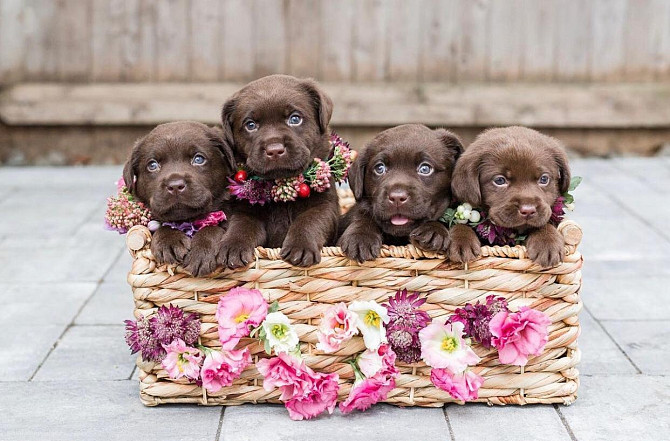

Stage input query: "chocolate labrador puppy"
[
  {"left": 123, "top": 121, "right": 235, "bottom": 276},
  {"left": 448, "top": 126, "right": 571, "bottom": 267},
  {"left": 218, "top": 74, "right": 339, "bottom": 268},
  {"left": 338, "top": 124, "right": 463, "bottom": 261}
]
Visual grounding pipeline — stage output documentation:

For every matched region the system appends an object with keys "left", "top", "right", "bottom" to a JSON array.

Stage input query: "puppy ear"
[
  {"left": 348, "top": 150, "right": 366, "bottom": 201},
  {"left": 434, "top": 128, "right": 464, "bottom": 164},
  {"left": 553, "top": 147, "right": 572, "bottom": 194},
  {"left": 208, "top": 126, "right": 237, "bottom": 173},
  {"left": 220, "top": 96, "right": 237, "bottom": 148},
  {"left": 300, "top": 79, "right": 333, "bottom": 134},
  {"left": 451, "top": 151, "right": 482, "bottom": 207},
  {"left": 122, "top": 136, "right": 145, "bottom": 195}
]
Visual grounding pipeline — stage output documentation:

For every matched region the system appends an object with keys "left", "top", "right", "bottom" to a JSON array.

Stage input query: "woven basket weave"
[{"left": 125, "top": 197, "right": 582, "bottom": 408}]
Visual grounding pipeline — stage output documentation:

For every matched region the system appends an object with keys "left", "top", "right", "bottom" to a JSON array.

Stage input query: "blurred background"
[{"left": 0, "top": 0, "right": 668, "bottom": 165}]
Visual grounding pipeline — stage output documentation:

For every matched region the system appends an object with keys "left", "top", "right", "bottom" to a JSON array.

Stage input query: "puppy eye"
[
  {"left": 374, "top": 162, "right": 387, "bottom": 175},
  {"left": 192, "top": 154, "right": 207, "bottom": 166},
  {"left": 147, "top": 159, "right": 160, "bottom": 172},
  {"left": 493, "top": 175, "right": 508, "bottom": 187},
  {"left": 244, "top": 120, "right": 258, "bottom": 132},
  {"left": 418, "top": 163, "right": 433, "bottom": 175},
  {"left": 538, "top": 174, "right": 550, "bottom": 186},
  {"left": 287, "top": 113, "right": 303, "bottom": 127}
]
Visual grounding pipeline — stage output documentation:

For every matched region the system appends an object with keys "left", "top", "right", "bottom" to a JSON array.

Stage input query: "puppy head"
[
  {"left": 349, "top": 124, "right": 463, "bottom": 237},
  {"left": 123, "top": 121, "right": 236, "bottom": 222},
  {"left": 451, "top": 126, "right": 570, "bottom": 229},
  {"left": 221, "top": 74, "right": 333, "bottom": 179}
]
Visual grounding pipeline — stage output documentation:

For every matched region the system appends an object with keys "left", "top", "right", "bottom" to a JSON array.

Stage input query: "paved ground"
[{"left": 1, "top": 158, "right": 669, "bottom": 441}]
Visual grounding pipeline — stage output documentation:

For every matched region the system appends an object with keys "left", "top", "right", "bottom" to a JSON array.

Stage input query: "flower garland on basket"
[
  {"left": 440, "top": 176, "right": 582, "bottom": 246},
  {"left": 228, "top": 133, "right": 356, "bottom": 205}
]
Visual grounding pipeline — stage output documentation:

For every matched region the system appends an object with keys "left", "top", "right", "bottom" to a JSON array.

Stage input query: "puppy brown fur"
[
  {"left": 338, "top": 124, "right": 463, "bottom": 262},
  {"left": 218, "top": 75, "right": 339, "bottom": 268},
  {"left": 448, "top": 126, "right": 571, "bottom": 267},
  {"left": 123, "top": 121, "right": 236, "bottom": 276}
]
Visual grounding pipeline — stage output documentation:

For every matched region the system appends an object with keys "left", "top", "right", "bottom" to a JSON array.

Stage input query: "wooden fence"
[{"left": 1, "top": 0, "right": 669, "bottom": 84}]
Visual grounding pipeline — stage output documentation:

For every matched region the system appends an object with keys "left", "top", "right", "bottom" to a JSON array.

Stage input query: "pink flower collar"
[{"left": 151, "top": 210, "right": 227, "bottom": 237}]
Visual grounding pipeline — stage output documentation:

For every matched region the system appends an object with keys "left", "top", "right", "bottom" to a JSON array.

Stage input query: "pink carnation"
[
  {"left": 316, "top": 302, "right": 358, "bottom": 353},
  {"left": 256, "top": 353, "right": 314, "bottom": 401},
  {"left": 489, "top": 307, "right": 552, "bottom": 366},
  {"left": 200, "top": 348, "right": 252, "bottom": 393},
  {"left": 216, "top": 287, "right": 268, "bottom": 350},
  {"left": 285, "top": 371, "right": 339, "bottom": 421},
  {"left": 431, "top": 368, "right": 484, "bottom": 402},
  {"left": 161, "top": 339, "right": 203, "bottom": 380},
  {"left": 339, "top": 377, "right": 395, "bottom": 414}
]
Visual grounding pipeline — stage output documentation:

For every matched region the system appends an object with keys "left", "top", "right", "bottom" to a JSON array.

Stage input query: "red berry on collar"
[
  {"left": 297, "top": 183, "right": 311, "bottom": 198},
  {"left": 234, "top": 170, "right": 248, "bottom": 182}
]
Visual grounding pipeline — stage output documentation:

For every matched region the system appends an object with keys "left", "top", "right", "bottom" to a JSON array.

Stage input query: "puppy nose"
[
  {"left": 388, "top": 189, "right": 409, "bottom": 206},
  {"left": 166, "top": 178, "right": 187, "bottom": 194},
  {"left": 265, "top": 143, "right": 286, "bottom": 158},
  {"left": 519, "top": 204, "right": 537, "bottom": 217}
]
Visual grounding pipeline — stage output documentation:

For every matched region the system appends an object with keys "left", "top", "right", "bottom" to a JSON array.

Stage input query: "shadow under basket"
[{"left": 125, "top": 216, "right": 583, "bottom": 408}]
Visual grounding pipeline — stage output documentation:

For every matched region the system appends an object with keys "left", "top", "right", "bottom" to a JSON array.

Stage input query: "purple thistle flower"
[
  {"left": 383, "top": 289, "right": 431, "bottom": 363},
  {"left": 227, "top": 177, "right": 273, "bottom": 205},
  {"left": 448, "top": 296, "right": 509, "bottom": 348},
  {"left": 124, "top": 317, "right": 165, "bottom": 362},
  {"left": 150, "top": 304, "right": 201, "bottom": 346},
  {"left": 475, "top": 219, "right": 517, "bottom": 247},
  {"left": 550, "top": 196, "right": 566, "bottom": 225}
]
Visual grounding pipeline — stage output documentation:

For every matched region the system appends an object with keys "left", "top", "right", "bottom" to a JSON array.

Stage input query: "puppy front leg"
[
  {"left": 526, "top": 223, "right": 565, "bottom": 267},
  {"left": 281, "top": 205, "right": 338, "bottom": 267},
  {"left": 183, "top": 226, "right": 226, "bottom": 277},
  {"left": 218, "top": 214, "right": 266, "bottom": 269},
  {"left": 447, "top": 224, "right": 481, "bottom": 263},
  {"left": 151, "top": 226, "right": 191, "bottom": 265},
  {"left": 337, "top": 208, "right": 383, "bottom": 263},
  {"left": 410, "top": 221, "right": 450, "bottom": 253}
]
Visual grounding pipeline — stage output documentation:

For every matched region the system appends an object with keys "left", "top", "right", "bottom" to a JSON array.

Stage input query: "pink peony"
[
  {"left": 216, "top": 287, "right": 268, "bottom": 350},
  {"left": 161, "top": 338, "right": 203, "bottom": 380},
  {"left": 316, "top": 302, "right": 358, "bottom": 353},
  {"left": 339, "top": 377, "right": 396, "bottom": 414},
  {"left": 285, "top": 371, "right": 340, "bottom": 421},
  {"left": 419, "top": 319, "right": 480, "bottom": 373},
  {"left": 489, "top": 306, "right": 552, "bottom": 366},
  {"left": 431, "top": 368, "right": 484, "bottom": 402},
  {"left": 256, "top": 353, "right": 314, "bottom": 401},
  {"left": 200, "top": 348, "right": 252, "bottom": 393}
]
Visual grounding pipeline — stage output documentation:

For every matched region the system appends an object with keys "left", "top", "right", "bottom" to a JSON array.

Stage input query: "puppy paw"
[
  {"left": 218, "top": 237, "right": 256, "bottom": 269},
  {"left": 280, "top": 237, "right": 322, "bottom": 267},
  {"left": 410, "top": 221, "right": 450, "bottom": 253},
  {"left": 183, "top": 226, "right": 225, "bottom": 277},
  {"left": 151, "top": 227, "right": 191, "bottom": 265},
  {"left": 447, "top": 224, "right": 481, "bottom": 263},
  {"left": 526, "top": 227, "right": 565, "bottom": 268},
  {"left": 338, "top": 231, "right": 383, "bottom": 263}
]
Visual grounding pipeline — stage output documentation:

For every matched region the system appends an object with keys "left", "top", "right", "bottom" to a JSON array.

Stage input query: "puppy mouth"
[
  {"left": 390, "top": 214, "right": 411, "bottom": 226},
  {"left": 489, "top": 209, "right": 550, "bottom": 229},
  {"left": 150, "top": 193, "right": 214, "bottom": 222}
]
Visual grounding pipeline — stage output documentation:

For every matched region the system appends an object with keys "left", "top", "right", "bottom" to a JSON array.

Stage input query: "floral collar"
[
  {"left": 104, "top": 178, "right": 226, "bottom": 235},
  {"left": 440, "top": 177, "right": 581, "bottom": 246},
  {"left": 228, "top": 133, "right": 355, "bottom": 205}
]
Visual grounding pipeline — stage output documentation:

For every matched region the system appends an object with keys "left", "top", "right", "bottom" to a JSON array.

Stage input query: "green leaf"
[
  {"left": 264, "top": 339, "right": 272, "bottom": 355},
  {"left": 268, "top": 300, "right": 279, "bottom": 314},
  {"left": 568, "top": 176, "right": 582, "bottom": 191},
  {"left": 563, "top": 194, "right": 574, "bottom": 204}
]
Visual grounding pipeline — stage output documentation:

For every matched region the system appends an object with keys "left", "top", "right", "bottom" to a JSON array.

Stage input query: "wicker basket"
[{"left": 125, "top": 205, "right": 582, "bottom": 408}]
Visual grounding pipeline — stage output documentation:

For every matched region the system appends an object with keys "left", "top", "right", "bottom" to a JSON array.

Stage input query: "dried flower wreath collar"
[
  {"left": 440, "top": 177, "right": 581, "bottom": 247},
  {"left": 104, "top": 178, "right": 226, "bottom": 236},
  {"left": 228, "top": 133, "right": 355, "bottom": 205}
]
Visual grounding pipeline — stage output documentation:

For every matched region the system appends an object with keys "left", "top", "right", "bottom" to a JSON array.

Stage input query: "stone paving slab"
[
  {"left": 582, "top": 274, "right": 670, "bottom": 320},
  {"left": 75, "top": 282, "right": 135, "bottom": 325},
  {"left": 220, "top": 404, "right": 449, "bottom": 441},
  {"left": 576, "top": 309, "right": 637, "bottom": 375},
  {"left": 33, "top": 325, "right": 136, "bottom": 381},
  {"left": 1, "top": 325, "right": 65, "bottom": 381},
  {"left": 0, "top": 380, "right": 223, "bottom": 441},
  {"left": 602, "top": 320, "right": 670, "bottom": 375}
]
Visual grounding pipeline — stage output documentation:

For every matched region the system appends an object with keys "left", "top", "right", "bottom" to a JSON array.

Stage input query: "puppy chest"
[{"left": 265, "top": 205, "right": 293, "bottom": 247}]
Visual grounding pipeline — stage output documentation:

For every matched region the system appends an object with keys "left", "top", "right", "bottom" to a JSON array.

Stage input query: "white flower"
[
  {"left": 565, "top": 202, "right": 575, "bottom": 212},
  {"left": 469, "top": 210, "right": 481, "bottom": 223},
  {"left": 462, "top": 203, "right": 472, "bottom": 211},
  {"left": 348, "top": 300, "right": 390, "bottom": 350},
  {"left": 419, "top": 319, "right": 480, "bottom": 373},
  {"left": 262, "top": 311, "right": 299, "bottom": 354}
]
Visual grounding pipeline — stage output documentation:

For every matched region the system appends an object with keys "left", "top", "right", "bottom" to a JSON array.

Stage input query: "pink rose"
[
  {"left": 200, "top": 348, "right": 252, "bottom": 393},
  {"left": 256, "top": 353, "right": 314, "bottom": 401},
  {"left": 489, "top": 307, "right": 552, "bottom": 366},
  {"left": 431, "top": 368, "right": 484, "bottom": 402},
  {"left": 285, "top": 372, "right": 340, "bottom": 421},
  {"left": 339, "top": 377, "right": 395, "bottom": 414},
  {"left": 216, "top": 287, "right": 268, "bottom": 350},
  {"left": 358, "top": 344, "right": 399, "bottom": 378},
  {"left": 161, "top": 338, "right": 203, "bottom": 380},
  {"left": 316, "top": 302, "right": 358, "bottom": 353}
]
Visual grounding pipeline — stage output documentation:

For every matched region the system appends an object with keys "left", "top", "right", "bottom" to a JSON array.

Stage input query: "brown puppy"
[
  {"left": 218, "top": 75, "right": 339, "bottom": 268},
  {"left": 338, "top": 124, "right": 463, "bottom": 262},
  {"left": 123, "top": 121, "right": 236, "bottom": 276},
  {"left": 448, "top": 126, "right": 571, "bottom": 267}
]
